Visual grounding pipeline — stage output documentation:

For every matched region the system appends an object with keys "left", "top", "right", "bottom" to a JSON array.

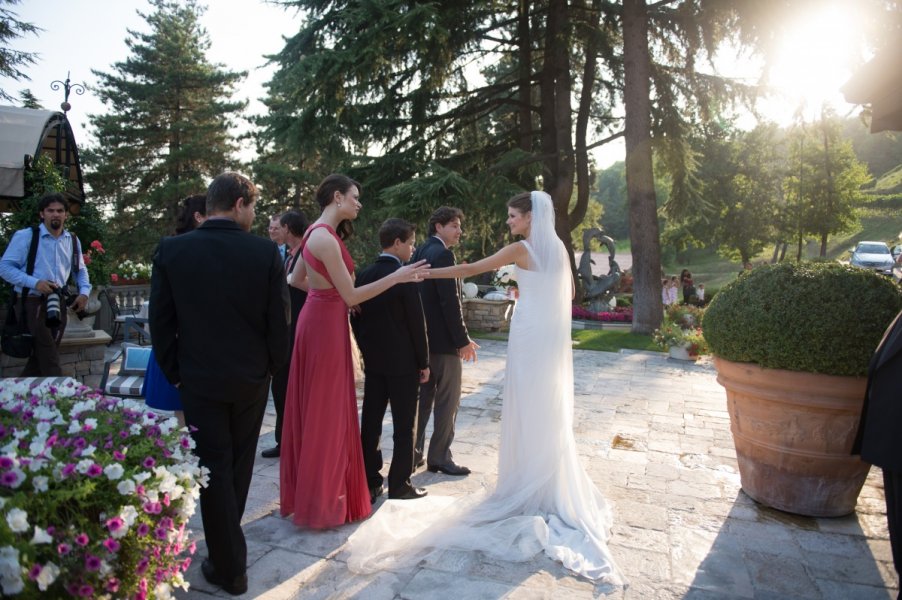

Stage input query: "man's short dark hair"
[
  {"left": 280, "top": 210, "right": 309, "bottom": 237},
  {"left": 206, "top": 172, "right": 257, "bottom": 214},
  {"left": 427, "top": 206, "right": 463, "bottom": 236},
  {"left": 379, "top": 218, "right": 415, "bottom": 249},
  {"left": 38, "top": 193, "right": 68, "bottom": 212}
]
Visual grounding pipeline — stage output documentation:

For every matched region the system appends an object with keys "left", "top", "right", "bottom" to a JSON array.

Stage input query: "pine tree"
[
  {"left": 0, "top": 0, "right": 39, "bottom": 102},
  {"left": 83, "top": 0, "right": 246, "bottom": 259}
]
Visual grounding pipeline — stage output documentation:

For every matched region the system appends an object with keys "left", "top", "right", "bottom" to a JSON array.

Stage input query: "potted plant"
[
  {"left": 703, "top": 261, "right": 902, "bottom": 517},
  {"left": 653, "top": 318, "right": 708, "bottom": 360}
]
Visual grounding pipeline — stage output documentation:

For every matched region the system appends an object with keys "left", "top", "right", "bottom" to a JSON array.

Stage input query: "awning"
[
  {"left": 842, "top": 40, "right": 902, "bottom": 133},
  {"left": 0, "top": 105, "right": 86, "bottom": 212}
]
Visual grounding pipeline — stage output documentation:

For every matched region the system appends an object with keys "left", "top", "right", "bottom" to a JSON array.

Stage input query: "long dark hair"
[{"left": 315, "top": 173, "right": 360, "bottom": 240}]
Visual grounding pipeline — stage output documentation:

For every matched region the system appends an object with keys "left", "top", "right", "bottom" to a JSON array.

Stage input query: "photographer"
[{"left": 0, "top": 193, "right": 91, "bottom": 375}]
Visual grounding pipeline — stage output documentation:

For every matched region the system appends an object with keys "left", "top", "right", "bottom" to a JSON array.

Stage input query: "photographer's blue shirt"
[{"left": 0, "top": 224, "right": 91, "bottom": 296}]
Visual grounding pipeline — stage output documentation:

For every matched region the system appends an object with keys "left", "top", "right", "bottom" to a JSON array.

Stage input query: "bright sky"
[{"left": 0, "top": 0, "right": 868, "bottom": 171}]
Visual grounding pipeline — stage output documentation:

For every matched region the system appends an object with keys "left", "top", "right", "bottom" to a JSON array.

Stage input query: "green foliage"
[
  {"left": 703, "top": 262, "right": 902, "bottom": 376},
  {"left": 0, "top": 0, "right": 39, "bottom": 102},
  {"left": 84, "top": 0, "right": 245, "bottom": 261}
]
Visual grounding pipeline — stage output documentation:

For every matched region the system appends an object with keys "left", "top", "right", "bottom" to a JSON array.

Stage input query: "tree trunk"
[
  {"left": 517, "top": 0, "right": 532, "bottom": 154},
  {"left": 623, "top": 0, "right": 662, "bottom": 334}
]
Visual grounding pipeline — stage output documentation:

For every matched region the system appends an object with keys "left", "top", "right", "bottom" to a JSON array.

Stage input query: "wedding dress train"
[{"left": 345, "top": 192, "right": 624, "bottom": 584}]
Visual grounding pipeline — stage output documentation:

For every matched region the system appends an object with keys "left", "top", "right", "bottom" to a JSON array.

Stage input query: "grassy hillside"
[{"left": 658, "top": 205, "right": 902, "bottom": 291}]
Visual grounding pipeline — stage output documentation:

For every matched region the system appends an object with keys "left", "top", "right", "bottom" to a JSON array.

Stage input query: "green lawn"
[{"left": 472, "top": 329, "right": 660, "bottom": 353}]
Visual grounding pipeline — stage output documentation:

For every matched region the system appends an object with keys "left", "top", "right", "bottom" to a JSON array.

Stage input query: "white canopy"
[{"left": 0, "top": 105, "right": 85, "bottom": 210}]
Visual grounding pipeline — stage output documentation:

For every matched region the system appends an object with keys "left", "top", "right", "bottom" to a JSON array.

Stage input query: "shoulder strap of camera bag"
[{"left": 9, "top": 225, "right": 41, "bottom": 328}]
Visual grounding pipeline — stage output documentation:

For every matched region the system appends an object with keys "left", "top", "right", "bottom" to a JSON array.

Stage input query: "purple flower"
[
  {"left": 27, "top": 564, "right": 42, "bottom": 580},
  {"left": 75, "top": 533, "right": 89, "bottom": 546},
  {"left": 142, "top": 456, "right": 155, "bottom": 469},
  {"left": 85, "top": 554, "right": 101, "bottom": 571},
  {"left": 159, "top": 517, "right": 173, "bottom": 530},
  {"left": 57, "top": 543, "right": 71, "bottom": 555},
  {"left": 179, "top": 437, "right": 191, "bottom": 449},
  {"left": 143, "top": 501, "right": 162, "bottom": 515},
  {"left": 105, "top": 516, "right": 124, "bottom": 533},
  {"left": 0, "top": 424, "right": 6, "bottom": 437},
  {"left": 0, "top": 456, "right": 13, "bottom": 469},
  {"left": 136, "top": 523, "right": 150, "bottom": 536},
  {"left": 136, "top": 557, "right": 149, "bottom": 574},
  {"left": 61, "top": 463, "right": 76, "bottom": 477},
  {"left": 113, "top": 450, "right": 126, "bottom": 461},
  {"left": 154, "top": 526, "right": 168, "bottom": 540},
  {"left": 73, "top": 437, "right": 87, "bottom": 449},
  {"left": 102, "top": 538, "right": 120, "bottom": 553},
  {"left": 86, "top": 463, "right": 102, "bottom": 478},
  {"left": 1, "top": 471, "right": 19, "bottom": 486},
  {"left": 78, "top": 584, "right": 94, "bottom": 597},
  {"left": 118, "top": 430, "right": 128, "bottom": 439},
  {"left": 105, "top": 578, "right": 120, "bottom": 593}
]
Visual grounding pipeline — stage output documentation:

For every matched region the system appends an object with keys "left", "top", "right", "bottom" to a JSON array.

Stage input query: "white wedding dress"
[{"left": 346, "top": 192, "right": 624, "bottom": 584}]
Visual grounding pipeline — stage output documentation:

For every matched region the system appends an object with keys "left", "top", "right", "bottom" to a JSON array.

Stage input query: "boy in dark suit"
[
  {"left": 150, "top": 172, "right": 290, "bottom": 595},
  {"left": 352, "top": 218, "right": 430, "bottom": 502}
]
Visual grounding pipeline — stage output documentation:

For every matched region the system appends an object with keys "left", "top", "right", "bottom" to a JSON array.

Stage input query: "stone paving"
[{"left": 175, "top": 339, "right": 899, "bottom": 599}]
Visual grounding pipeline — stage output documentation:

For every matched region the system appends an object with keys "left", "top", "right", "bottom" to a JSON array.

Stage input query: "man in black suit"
[
  {"left": 853, "top": 310, "right": 902, "bottom": 596},
  {"left": 261, "top": 209, "right": 309, "bottom": 459},
  {"left": 412, "top": 207, "right": 478, "bottom": 476},
  {"left": 150, "top": 172, "right": 290, "bottom": 596},
  {"left": 352, "top": 218, "right": 430, "bottom": 502}
]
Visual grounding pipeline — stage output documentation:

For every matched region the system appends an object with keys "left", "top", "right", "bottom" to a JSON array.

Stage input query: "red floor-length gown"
[{"left": 280, "top": 223, "right": 371, "bottom": 528}]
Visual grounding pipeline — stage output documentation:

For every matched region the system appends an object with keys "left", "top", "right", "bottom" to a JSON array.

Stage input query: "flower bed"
[
  {"left": 0, "top": 378, "right": 207, "bottom": 598},
  {"left": 572, "top": 305, "right": 633, "bottom": 322}
]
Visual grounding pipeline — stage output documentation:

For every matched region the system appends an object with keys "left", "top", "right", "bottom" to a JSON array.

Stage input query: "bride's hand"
[{"left": 396, "top": 260, "right": 430, "bottom": 283}]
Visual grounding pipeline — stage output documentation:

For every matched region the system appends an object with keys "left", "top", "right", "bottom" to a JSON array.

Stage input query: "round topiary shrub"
[{"left": 703, "top": 262, "right": 902, "bottom": 376}]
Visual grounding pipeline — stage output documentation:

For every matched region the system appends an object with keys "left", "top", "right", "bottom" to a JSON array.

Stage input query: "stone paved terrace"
[{"left": 174, "top": 339, "right": 899, "bottom": 599}]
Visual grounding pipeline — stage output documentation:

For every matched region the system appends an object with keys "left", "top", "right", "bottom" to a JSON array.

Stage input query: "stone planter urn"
[
  {"left": 714, "top": 357, "right": 870, "bottom": 517},
  {"left": 668, "top": 343, "right": 696, "bottom": 361}
]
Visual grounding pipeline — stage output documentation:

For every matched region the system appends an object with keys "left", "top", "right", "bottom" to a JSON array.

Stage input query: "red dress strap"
[{"left": 301, "top": 224, "right": 354, "bottom": 283}]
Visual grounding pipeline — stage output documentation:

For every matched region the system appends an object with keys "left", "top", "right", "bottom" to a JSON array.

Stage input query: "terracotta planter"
[{"left": 713, "top": 357, "right": 870, "bottom": 517}]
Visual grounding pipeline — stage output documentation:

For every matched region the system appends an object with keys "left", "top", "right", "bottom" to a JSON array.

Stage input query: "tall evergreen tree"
[
  {"left": 0, "top": 0, "right": 39, "bottom": 102},
  {"left": 83, "top": 0, "right": 245, "bottom": 258}
]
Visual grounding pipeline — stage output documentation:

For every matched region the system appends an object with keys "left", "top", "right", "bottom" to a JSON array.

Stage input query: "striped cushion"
[
  {"left": 7, "top": 377, "right": 79, "bottom": 389},
  {"left": 105, "top": 374, "right": 145, "bottom": 397}
]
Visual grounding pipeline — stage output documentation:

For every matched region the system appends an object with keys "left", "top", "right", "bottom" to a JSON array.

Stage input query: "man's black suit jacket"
[
  {"left": 149, "top": 219, "right": 291, "bottom": 400},
  {"left": 411, "top": 236, "right": 469, "bottom": 355},
  {"left": 352, "top": 255, "right": 428, "bottom": 376},
  {"left": 853, "top": 310, "right": 902, "bottom": 472}
]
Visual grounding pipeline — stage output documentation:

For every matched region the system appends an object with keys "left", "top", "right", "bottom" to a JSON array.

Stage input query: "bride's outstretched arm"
[{"left": 426, "top": 241, "right": 527, "bottom": 279}]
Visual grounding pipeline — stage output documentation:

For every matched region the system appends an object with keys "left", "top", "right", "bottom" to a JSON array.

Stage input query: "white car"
[{"left": 850, "top": 241, "right": 895, "bottom": 276}]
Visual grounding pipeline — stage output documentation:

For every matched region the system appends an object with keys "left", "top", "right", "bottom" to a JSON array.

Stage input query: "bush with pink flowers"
[
  {"left": 0, "top": 378, "right": 207, "bottom": 598},
  {"left": 572, "top": 305, "right": 633, "bottom": 322}
]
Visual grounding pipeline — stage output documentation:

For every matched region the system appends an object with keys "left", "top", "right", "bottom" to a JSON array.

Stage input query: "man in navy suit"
[
  {"left": 150, "top": 172, "right": 290, "bottom": 595},
  {"left": 412, "top": 207, "right": 478, "bottom": 476},
  {"left": 352, "top": 219, "right": 430, "bottom": 502},
  {"left": 853, "top": 310, "right": 902, "bottom": 596}
]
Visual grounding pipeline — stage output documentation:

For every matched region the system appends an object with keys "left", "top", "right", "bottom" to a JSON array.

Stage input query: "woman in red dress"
[{"left": 280, "top": 174, "right": 428, "bottom": 529}]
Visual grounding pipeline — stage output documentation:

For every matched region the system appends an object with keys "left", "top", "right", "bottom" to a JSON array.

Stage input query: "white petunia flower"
[
  {"left": 104, "top": 463, "right": 124, "bottom": 480},
  {"left": 67, "top": 420, "right": 81, "bottom": 434},
  {"left": 83, "top": 417, "right": 98, "bottom": 430},
  {"left": 5, "top": 508, "right": 28, "bottom": 532},
  {"left": 35, "top": 561, "right": 60, "bottom": 591},
  {"left": 75, "top": 459, "right": 94, "bottom": 474},
  {"left": 116, "top": 479, "right": 136, "bottom": 496},
  {"left": 119, "top": 505, "right": 138, "bottom": 526},
  {"left": 30, "top": 525, "right": 53, "bottom": 544},
  {"left": 81, "top": 445, "right": 97, "bottom": 457},
  {"left": 32, "top": 476, "right": 48, "bottom": 492},
  {"left": 133, "top": 471, "right": 152, "bottom": 484}
]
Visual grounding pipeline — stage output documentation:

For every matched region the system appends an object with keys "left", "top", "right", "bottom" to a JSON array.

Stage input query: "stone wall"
[
  {"left": 1, "top": 331, "right": 111, "bottom": 389},
  {"left": 462, "top": 298, "right": 514, "bottom": 332}
]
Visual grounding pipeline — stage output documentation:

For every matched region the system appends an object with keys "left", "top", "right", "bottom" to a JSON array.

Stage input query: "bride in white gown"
[{"left": 346, "top": 191, "right": 624, "bottom": 585}]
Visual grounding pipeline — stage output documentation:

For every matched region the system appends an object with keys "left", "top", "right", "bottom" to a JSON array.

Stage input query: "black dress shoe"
[
  {"left": 389, "top": 486, "right": 428, "bottom": 500},
  {"left": 369, "top": 484, "right": 385, "bottom": 504},
  {"left": 260, "top": 445, "right": 280, "bottom": 458},
  {"left": 427, "top": 462, "right": 471, "bottom": 476},
  {"left": 201, "top": 559, "right": 248, "bottom": 596}
]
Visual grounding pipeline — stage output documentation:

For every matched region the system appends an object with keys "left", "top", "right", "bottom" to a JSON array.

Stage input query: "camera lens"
[{"left": 45, "top": 292, "right": 62, "bottom": 328}]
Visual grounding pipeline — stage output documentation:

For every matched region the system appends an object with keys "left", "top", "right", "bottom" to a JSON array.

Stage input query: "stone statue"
[{"left": 577, "top": 227, "right": 622, "bottom": 313}]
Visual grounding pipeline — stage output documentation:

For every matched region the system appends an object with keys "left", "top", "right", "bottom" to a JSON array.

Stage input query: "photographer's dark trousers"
[{"left": 17, "top": 296, "right": 65, "bottom": 376}]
